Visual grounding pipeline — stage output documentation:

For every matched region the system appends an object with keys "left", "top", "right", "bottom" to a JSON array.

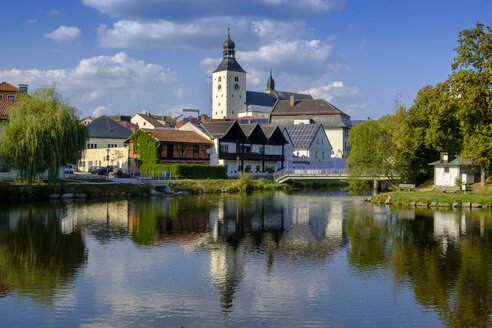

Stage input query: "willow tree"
[{"left": 0, "top": 87, "right": 88, "bottom": 189}]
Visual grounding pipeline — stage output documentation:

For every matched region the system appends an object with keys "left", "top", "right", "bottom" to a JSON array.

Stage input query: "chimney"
[
  {"left": 290, "top": 94, "right": 295, "bottom": 107},
  {"left": 18, "top": 84, "right": 28, "bottom": 93}
]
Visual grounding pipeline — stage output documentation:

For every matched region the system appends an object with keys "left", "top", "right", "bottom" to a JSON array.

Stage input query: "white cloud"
[
  {"left": 82, "top": 0, "right": 345, "bottom": 20},
  {"left": 97, "top": 18, "right": 260, "bottom": 50},
  {"left": 44, "top": 26, "right": 82, "bottom": 42},
  {"left": 300, "top": 81, "right": 368, "bottom": 118},
  {"left": 26, "top": 18, "right": 38, "bottom": 24},
  {"left": 0, "top": 52, "right": 181, "bottom": 117},
  {"left": 200, "top": 38, "right": 343, "bottom": 90},
  {"left": 92, "top": 105, "right": 113, "bottom": 117}
]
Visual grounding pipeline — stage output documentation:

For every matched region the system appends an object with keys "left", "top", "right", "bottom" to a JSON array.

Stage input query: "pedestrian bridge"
[{"left": 274, "top": 168, "right": 349, "bottom": 183}]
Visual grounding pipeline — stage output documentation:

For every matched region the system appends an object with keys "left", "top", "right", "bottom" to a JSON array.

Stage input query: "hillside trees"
[{"left": 0, "top": 87, "right": 88, "bottom": 189}]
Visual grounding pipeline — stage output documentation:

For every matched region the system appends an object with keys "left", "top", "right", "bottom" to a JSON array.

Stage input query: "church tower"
[{"left": 212, "top": 29, "right": 246, "bottom": 120}]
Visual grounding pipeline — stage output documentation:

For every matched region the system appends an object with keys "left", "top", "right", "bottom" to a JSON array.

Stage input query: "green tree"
[
  {"left": 396, "top": 83, "right": 461, "bottom": 184},
  {"left": 128, "top": 129, "right": 161, "bottom": 167},
  {"left": 0, "top": 87, "right": 88, "bottom": 189},
  {"left": 449, "top": 22, "right": 491, "bottom": 186},
  {"left": 347, "top": 114, "right": 406, "bottom": 187}
]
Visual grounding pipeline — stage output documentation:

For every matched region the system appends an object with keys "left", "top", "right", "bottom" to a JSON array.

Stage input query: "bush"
[{"left": 140, "top": 164, "right": 227, "bottom": 179}]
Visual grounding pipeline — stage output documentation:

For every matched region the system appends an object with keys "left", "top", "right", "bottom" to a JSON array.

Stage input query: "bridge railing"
[{"left": 274, "top": 168, "right": 349, "bottom": 181}]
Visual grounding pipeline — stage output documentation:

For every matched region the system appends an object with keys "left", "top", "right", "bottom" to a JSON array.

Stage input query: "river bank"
[
  {"left": 0, "top": 177, "right": 350, "bottom": 201},
  {"left": 369, "top": 188, "right": 492, "bottom": 208}
]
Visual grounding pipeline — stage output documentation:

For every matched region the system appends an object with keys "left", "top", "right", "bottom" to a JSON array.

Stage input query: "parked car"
[
  {"left": 95, "top": 166, "right": 114, "bottom": 175},
  {"left": 64, "top": 164, "right": 74, "bottom": 174},
  {"left": 88, "top": 166, "right": 100, "bottom": 174}
]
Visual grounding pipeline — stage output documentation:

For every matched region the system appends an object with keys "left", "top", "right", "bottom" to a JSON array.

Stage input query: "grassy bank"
[
  {"left": 168, "top": 177, "right": 289, "bottom": 194},
  {"left": 370, "top": 185, "right": 492, "bottom": 206},
  {"left": 0, "top": 182, "right": 150, "bottom": 201}
]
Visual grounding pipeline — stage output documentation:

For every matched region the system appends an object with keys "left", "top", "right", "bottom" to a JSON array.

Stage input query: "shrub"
[{"left": 140, "top": 164, "right": 227, "bottom": 179}]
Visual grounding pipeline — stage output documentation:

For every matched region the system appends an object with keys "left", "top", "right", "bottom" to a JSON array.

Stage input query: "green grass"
[
  {"left": 371, "top": 189, "right": 492, "bottom": 205},
  {"left": 0, "top": 182, "right": 150, "bottom": 201},
  {"left": 168, "top": 178, "right": 289, "bottom": 194}
]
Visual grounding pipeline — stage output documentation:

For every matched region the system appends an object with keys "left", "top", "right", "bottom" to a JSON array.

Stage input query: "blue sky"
[{"left": 0, "top": 0, "right": 489, "bottom": 119}]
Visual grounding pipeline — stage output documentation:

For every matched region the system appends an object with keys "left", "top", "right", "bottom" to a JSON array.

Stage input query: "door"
[{"left": 167, "top": 144, "right": 174, "bottom": 158}]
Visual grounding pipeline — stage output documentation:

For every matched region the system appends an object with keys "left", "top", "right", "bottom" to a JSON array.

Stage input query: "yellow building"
[{"left": 78, "top": 116, "right": 133, "bottom": 172}]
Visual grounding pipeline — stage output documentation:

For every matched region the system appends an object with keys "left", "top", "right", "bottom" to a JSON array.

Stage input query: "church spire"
[
  {"left": 223, "top": 27, "right": 236, "bottom": 59},
  {"left": 266, "top": 68, "right": 275, "bottom": 92}
]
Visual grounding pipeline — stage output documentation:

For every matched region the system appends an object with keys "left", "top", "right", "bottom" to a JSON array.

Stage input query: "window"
[
  {"left": 315, "top": 151, "right": 318, "bottom": 158},
  {"left": 0, "top": 95, "right": 3, "bottom": 100},
  {"left": 256, "top": 165, "right": 261, "bottom": 172},
  {"left": 7, "top": 95, "right": 14, "bottom": 100},
  {"left": 220, "top": 144, "right": 229, "bottom": 153},
  {"left": 108, "top": 144, "right": 111, "bottom": 148},
  {"left": 218, "top": 77, "right": 222, "bottom": 82},
  {"left": 322, "top": 152, "right": 325, "bottom": 159},
  {"left": 193, "top": 145, "right": 199, "bottom": 154},
  {"left": 444, "top": 167, "right": 449, "bottom": 173},
  {"left": 143, "top": 122, "right": 146, "bottom": 126},
  {"left": 235, "top": 76, "right": 239, "bottom": 81}
]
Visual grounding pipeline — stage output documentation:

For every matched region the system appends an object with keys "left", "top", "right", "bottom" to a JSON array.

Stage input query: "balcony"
[{"left": 219, "top": 152, "right": 283, "bottom": 162}]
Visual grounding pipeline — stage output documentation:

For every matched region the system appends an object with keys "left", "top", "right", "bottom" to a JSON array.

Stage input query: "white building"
[
  {"left": 429, "top": 152, "right": 480, "bottom": 187},
  {"left": 131, "top": 113, "right": 175, "bottom": 130}
]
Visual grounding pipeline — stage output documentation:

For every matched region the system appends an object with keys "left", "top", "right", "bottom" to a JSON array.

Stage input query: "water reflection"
[
  {"left": 348, "top": 206, "right": 492, "bottom": 328},
  {"left": 0, "top": 205, "right": 87, "bottom": 304},
  {"left": 0, "top": 195, "right": 490, "bottom": 327}
]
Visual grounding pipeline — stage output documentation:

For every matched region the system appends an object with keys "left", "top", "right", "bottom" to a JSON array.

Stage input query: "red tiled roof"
[
  {"left": 143, "top": 129, "right": 213, "bottom": 144},
  {"left": 119, "top": 121, "right": 139, "bottom": 131},
  {"left": 0, "top": 99, "right": 16, "bottom": 120},
  {"left": 0, "top": 82, "right": 20, "bottom": 92}
]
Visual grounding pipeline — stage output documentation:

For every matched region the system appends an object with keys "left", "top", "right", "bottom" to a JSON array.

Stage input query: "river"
[{"left": 0, "top": 191, "right": 490, "bottom": 327}]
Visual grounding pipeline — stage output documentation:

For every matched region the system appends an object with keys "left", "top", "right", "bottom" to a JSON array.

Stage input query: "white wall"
[
  {"left": 324, "top": 127, "right": 345, "bottom": 158},
  {"left": 435, "top": 166, "right": 460, "bottom": 186},
  {"left": 212, "top": 71, "right": 246, "bottom": 119},
  {"left": 131, "top": 114, "right": 155, "bottom": 129}
]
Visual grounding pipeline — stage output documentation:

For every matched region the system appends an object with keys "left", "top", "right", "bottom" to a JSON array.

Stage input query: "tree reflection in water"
[
  {"left": 345, "top": 207, "right": 492, "bottom": 328},
  {"left": 0, "top": 207, "right": 87, "bottom": 304}
]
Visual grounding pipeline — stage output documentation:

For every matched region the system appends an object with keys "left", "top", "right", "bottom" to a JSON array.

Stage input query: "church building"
[{"left": 211, "top": 30, "right": 353, "bottom": 159}]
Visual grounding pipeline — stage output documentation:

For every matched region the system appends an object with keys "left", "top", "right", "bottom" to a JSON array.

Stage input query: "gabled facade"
[
  {"left": 281, "top": 124, "right": 332, "bottom": 170},
  {"left": 126, "top": 129, "right": 213, "bottom": 172},
  {"left": 131, "top": 113, "right": 175, "bottom": 130},
  {"left": 201, "top": 121, "right": 287, "bottom": 175},
  {"left": 78, "top": 116, "right": 133, "bottom": 172}
]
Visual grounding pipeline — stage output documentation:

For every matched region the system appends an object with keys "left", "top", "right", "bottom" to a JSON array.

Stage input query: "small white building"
[{"left": 429, "top": 152, "right": 480, "bottom": 187}]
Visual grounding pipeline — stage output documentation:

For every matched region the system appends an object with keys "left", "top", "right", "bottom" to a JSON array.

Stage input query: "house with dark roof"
[
  {"left": 126, "top": 129, "right": 213, "bottom": 171},
  {"left": 77, "top": 116, "right": 133, "bottom": 172},
  {"left": 198, "top": 121, "right": 287, "bottom": 175},
  {"left": 280, "top": 124, "right": 332, "bottom": 170},
  {"left": 428, "top": 152, "right": 480, "bottom": 187},
  {"left": 270, "top": 97, "right": 352, "bottom": 158},
  {"left": 131, "top": 113, "right": 175, "bottom": 130}
]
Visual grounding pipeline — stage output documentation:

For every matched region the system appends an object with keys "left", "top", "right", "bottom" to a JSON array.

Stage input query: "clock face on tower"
[
  {"left": 234, "top": 83, "right": 239, "bottom": 90},
  {"left": 217, "top": 83, "right": 222, "bottom": 91}
]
